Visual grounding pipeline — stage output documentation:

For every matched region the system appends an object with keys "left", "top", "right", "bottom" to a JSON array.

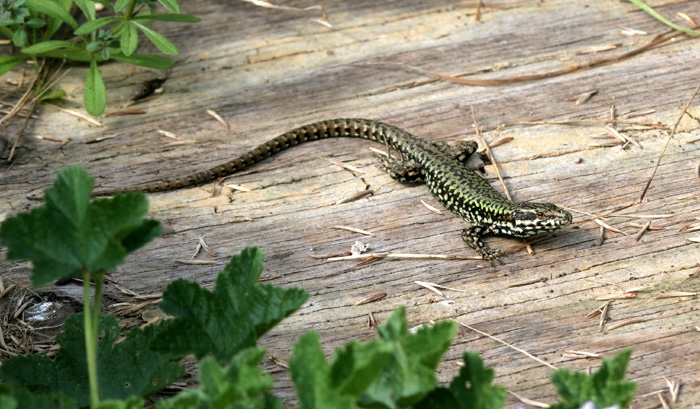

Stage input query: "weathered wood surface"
[{"left": 2, "top": 0, "right": 700, "bottom": 406}]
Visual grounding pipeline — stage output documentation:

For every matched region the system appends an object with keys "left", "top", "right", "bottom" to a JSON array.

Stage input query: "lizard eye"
[{"left": 536, "top": 212, "right": 545, "bottom": 218}]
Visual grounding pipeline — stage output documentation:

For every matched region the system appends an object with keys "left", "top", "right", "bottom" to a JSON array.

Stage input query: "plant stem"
[
  {"left": 628, "top": 0, "right": 700, "bottom": 36},
  {"left": 83, "top": 271, "right": 102, "bottom": 408},
  {"left": 92, "top": 275, "right": 104, "bottom": 350},
  {"left": 125, "top": 0, "right": 138, "bottom": 20}
]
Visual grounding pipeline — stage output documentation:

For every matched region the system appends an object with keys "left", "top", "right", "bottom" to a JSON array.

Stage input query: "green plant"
[
  {"left": 549, "top": 348, "right": 636, "bottom": 409},
  {"left": 0, "top": 0, "right": 199, "bottom": 115},
  {"left": 0, "top": 166, "right": 638, "bottom": 408},
  {"left": 629, "top": 0, "right": 700, "bottom": 36},
  {"left": 0, "top": 166, "right": 167, "bottom": 407}
]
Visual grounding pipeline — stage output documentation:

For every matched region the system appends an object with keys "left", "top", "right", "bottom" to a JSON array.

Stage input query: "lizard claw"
[{"left": 479, "top": 247, "right": 504, "bottom": 266}]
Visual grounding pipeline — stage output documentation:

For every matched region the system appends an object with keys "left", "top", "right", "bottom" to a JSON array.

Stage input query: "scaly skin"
[{"left": 94, "top": 118, "right": 572, "bottom": 262}]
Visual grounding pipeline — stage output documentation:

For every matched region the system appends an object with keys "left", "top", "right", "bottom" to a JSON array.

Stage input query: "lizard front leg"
[{"left": 461, "top": 225, "right": 504, "bottom": 265}]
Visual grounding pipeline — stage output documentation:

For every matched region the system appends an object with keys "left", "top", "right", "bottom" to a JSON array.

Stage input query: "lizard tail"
[{"left": 92, "top": 118, "right": 398, "bottom": 196}]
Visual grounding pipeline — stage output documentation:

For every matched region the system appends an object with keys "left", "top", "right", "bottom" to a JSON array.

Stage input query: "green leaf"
[
  {"left": 39, "top": 88, "right": 67, "bottom": 101},
  {"left": 85, "top": 59, "right": 106, "bottom": 115},
  {"left": 120, "top": 219, "right": 162, "bottom": 252},
  {"left": 30, "top": 48, "right": 97, "bottom": 62},
  {"left": 12, "top": 28, "right": 28, "bottom": 47},
  {"left": 131, "top": 21, "right": 178, "bottom": 55},
  {"left": 0, "top": 383, "right": 76, "bottom": 409},
  {"left": 120, "top": 22, "right": 138, "bottom": 56},
  {"left": 0, "top": 396, "right": 14, "bottom": 409},
  {"left": 21, "top": 40, "right": 80, "bottom": 54},
  {"left": 0, "top": 314, "right": 184, "bottom": 407},
  {"left": 0, "top": 55, "right": 30, "bottom": 76},
  {"left": 25, "top": 18, "right": 46, "bottom": 28},
  {"left": 357, "top": 308, "right": 458, "bottom": 408},
  {"left": 155, "top": 348, "right": 285, "bottom": 409},
  {"left": 74, "top": 16, "right": 118, "bottom": 35},
  {"left": 415, "top": 351, "right": 507, "bottom": 409},
  {"left": 46, "top": 0, "right": 74, "bottom": 38},
  {"left": 289, "top": 332, "right": 360, "bottom": 409},
  {"left": 549, "top": 348, "right": 636, "bottom": 409},
  {"left": 114, "top": 0, "right": 130, "bottom": 13},
  {"left": 329, "top": 340, "right": 394, "bottom": 397},
  {"left": 86, "top": 41, "right": 101, "bottom": 52},
  {"left": 0, "top": 166, "right": 161, "bottom": 286},
  {"left": 133, "top": 13, "right": 200, "bottom": 23},
  {"left": 157, "top": 0, "right": 180, "bottom": 13},
  {"left": 110, "top": 53, "right": 174, "bottom": 68},
  {"left": 289, "top": 309, "right": 455, "bottom": 409},
  {"left": 5, "top": 5, "right": 30, "bottom": 24},
  {"left": 25, "top": 0, "right": 78, "bottom": 29},
  {"left": 73, "top": 0, "right": 96, "bottom": 21},
  {"left": 96, "top": 396, "right": 145, "bottom": 409},
  {"left": 0, "top": 26, "right": 14, "bottom": 38},
  {"left": 152, "top": 247, "right": 309, "bottom": 364}
]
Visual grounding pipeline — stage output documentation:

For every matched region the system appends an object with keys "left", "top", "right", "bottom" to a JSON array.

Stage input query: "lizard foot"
[
  {"left": 461, "top": 226, "right": 504, "bottom": 266},
  {"left": 374, "top": 152, "right": 426, "bottom": 183},
  {"left": 477, "top": 247, "right": 504, "bottom": 266}
]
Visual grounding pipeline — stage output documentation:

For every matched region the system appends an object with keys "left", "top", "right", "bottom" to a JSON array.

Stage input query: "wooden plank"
[{"left": 1, "top": 0, "right": 700, "bottom": 407}]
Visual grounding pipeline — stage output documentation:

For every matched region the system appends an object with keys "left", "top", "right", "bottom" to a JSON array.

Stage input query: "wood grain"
[{"left": 1, "top": 1, "right": 699, "bottom": 407}]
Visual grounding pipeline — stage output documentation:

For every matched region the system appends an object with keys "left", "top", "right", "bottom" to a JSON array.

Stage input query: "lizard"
[{"left": 93, "top": 118, "right": 572, "bottom": 263}]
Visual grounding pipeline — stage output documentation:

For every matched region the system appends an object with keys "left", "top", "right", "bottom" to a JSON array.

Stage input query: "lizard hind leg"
[
  {"left": 432, "top": 140, "right": 478, "bottom": 164},
  {"left": 447, "top": 140, "right": 478, "bottom": 164},
  {"left": 461, "top": 225, "right": 504, "bottom": 265},
  {"left": 374, "top": 151, "right": 426, "bottom": 183}
]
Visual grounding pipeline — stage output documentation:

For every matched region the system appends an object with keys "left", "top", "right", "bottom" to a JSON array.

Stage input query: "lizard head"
[{"left": 508, "top": 202, "right": 572, "bottom": 238}]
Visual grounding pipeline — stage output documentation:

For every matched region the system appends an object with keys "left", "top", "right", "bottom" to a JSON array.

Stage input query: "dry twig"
[
  {"left": 508, "top": 390, "right": 549, "bottom": 408},
  {"left": 459, "top": 321, "right": 558, "bottom": 370},
  {"left": 335, "top": 189, "right": 374, "bottom": 204},
  {"left": 354, "top": 293, "right": 386, "bottom": 306},
  {"left": 508, "top": 277, "right": 546, "bottom": 287},
  {"left": 607, "top": 317, "right": 647, "bottom": 330},
  {"left": 325, "top": 252, "right": 481, "bottom": 262},
  {"left": 639, "top": 84, "right": 700, "bottom": 201},
  {"left": 366, "top": 31, "right": 679, "bottom": 86},
  {"left": 331, "top": 225, "right": 374, "bottom": 236}
]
